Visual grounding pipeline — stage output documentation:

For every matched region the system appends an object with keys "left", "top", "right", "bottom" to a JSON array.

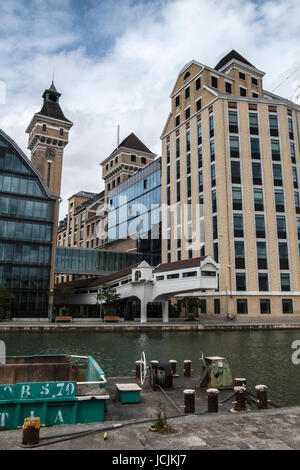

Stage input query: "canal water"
[{"left": 1, "top": 329, "right": 300, "bottom": 407}]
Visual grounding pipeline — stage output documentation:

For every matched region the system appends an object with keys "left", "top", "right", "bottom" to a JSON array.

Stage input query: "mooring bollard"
[
  {"left": 234, "top": 378, "right": 247, "bottom": 388},
  {"left": 184, "top": 360, "right": 191, "bottom": 377},
  {"left": 151, "top": 360, "right": 159, "bottom": 369},
  {"left": 255, "top": 385, "right": 268, "bottom": 409},
  {"left": 169, "top": 360, "right": 177, "bottom": 376},
  {"left": 184, "top": 389, "right": 195, "bottom": 414},
  {"left": 207, "top": 388, "right": 219, "bottom": 412},
  {"left": 234, "top": 386, "right": 247, "bottom": 411},
  {"left": 22, "top": 417, "right": 40, "bottom": 446},
  {"left": 136, "top": 361, "right": 141, "bottom": 380}
]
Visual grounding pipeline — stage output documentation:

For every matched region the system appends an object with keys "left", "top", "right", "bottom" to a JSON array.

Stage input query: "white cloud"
[{"left": 0, "top": 0, "right": 299, "bottom": 217}]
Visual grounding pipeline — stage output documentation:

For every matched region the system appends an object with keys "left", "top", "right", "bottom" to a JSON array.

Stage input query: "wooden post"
[
  {"left": 234, "top": 386, "right": 247, "bottom": 411},
  {"left": 207, "top": 388, "right": 219, "bottom": 412},
  {"left": 169, "top": 360, "right": 177, "bottom": 376},
  {"left": 255, "top": 385, "right": 268, "bottom": 409},
  {"left": 234, "top": 378, "right": 247, "bottom": 388},
  {"left": 136, "top": 361, "right": 141, "bottom": 380},
  {"left": 184, "top": 360, "right": 191, "bottom": 377},
  {"left": 184, "top": 389, "right": 195, "bottom": 414},
  {"left": 22, "top": 417, "right": 40, "bottom": 446}
]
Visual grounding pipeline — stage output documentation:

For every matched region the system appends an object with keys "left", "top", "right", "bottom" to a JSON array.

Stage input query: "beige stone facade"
[{"left": 161, "top": 51, "right": 300, "bottom": 316}]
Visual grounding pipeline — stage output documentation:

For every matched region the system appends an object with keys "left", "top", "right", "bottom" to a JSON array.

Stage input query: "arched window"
[{"left": 135, "top": 270, "right": 141, "bottom": 281}]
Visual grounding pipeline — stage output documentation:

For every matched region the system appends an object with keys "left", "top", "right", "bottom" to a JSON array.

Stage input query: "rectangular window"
[
  {"left": 176, "top": 137, "right": 180, "bottom": 158},
  {"left": 280, "top": 273, "right": 290, "bottom": 291},
  {"left": 275, "top": 189, "right": 285, "bottom": 212},
  {"left": 199, "top": 170, "right": 203, "bottom": 192},
  {"left": 176, "top": 159, "right": 180, "bottom": 179},
  {"left": 186, "top": 129, "right": 190, "bottom": 152},
  {"left": 211, "top": 164, "right": 216, "bottom": 187},
  {"left": 292, "top": 166, "right": 298, "bottom": 188},
  {"left": 249, "top": 113, "right": 259, "bottom": 134},
  {"left": 200, "top": 300, "right": 207, "bottom": 314},
  {"left": 237, "top": 299, "right": 248, "bottom": 314},
  {"left": 209, "top": 114, "right": 214, "bottom": 138},
  {"left": 185, "top": 87, "right": 190, "bottom": 100},
  {"left": 235, "top": 241, "right": 245, "bottom": 269},
  {"left": 239, "top": 72, "right": 246, "bottom": 80},
  {"left": 254, "top": 188, "right": 264, "bottom": 211},
  {"left": 166, "top": 142, "right": 170, "bottom": 164},
  {"left": 59, "top": 128, "right": 64, "bottom": 137},
  {"left": 276, "top": 215, "right": 287, "bottom": 239},
  {"left": 195, "top": 77, "right": 201, "bottom": 90},
  {"left": 290, "top": 142, "right": 296, "bottom": 164},
  {"left": 228, "top": 111, "right": 238, "bottom": 133},
  {"left": 175, "top": 95, "right": 180, "bottom": 107},
  {"left": 232, "top": 187, "right": 242, "bottom": 210},
  {"left": 258, "top": 273, "right": 268, "bottom": 291},
  {"left": 210, "top": 139, "right": 215, "bottom": 161},
  {"left": 187, "top": 176, "right": 191, "bottom": 198},
  {"left": 271, "top": 139, "right": 281, "bottom": 160},
  {"left": 175, "top": 115, "right": 180, "bottom": 127},
  {"left": 225, "top": 82, "right": 232, "bottom": 94},
  {"left": 131, "top": 154, "right": 136, "bottom": 162},
  {"left": 252, "top": 92, "right": 259, "bottom": 98},
  {"left": 278, "top": 242, "right": 289, "bottom": 269},
  {"left": 212, "top": 189, "right": 217, "bottom": 213},
  {"left": 231, "top": 161, "right": 241, "bottom": 184},
  {"left": 288, "top": 117, "right": 294, "bottom": 140},
  {"left": 236, "top": 273, "right": 246, "bottom": 291},
  {"left": 213, "top": 215, "right": 218, "bottom": 239},
  {"left": 197, "top": 122, "right": 202, "bottom": 145},
  {"left": 282, "top": 299, "right": 293, "bottom": 314},
  {"left": 211, "top": 76, "right": 218, "bottom": 88},
  {"left": 196, "top": 99, "right": 201, "bottom": 111},
  {"left": 252, "top": 162, "right": 262, "bottom": 185},
  {"left": 273, "top": 164, "right": 283, "bottom": 186},
  {"left": 257, "top": 241, "right": 267, "bottom": 269},
  {"left": 167, "top": 273, "right": 180, "bottom": 279},
  {"left": 250, "top": 138, "right": 260, "bottom": 159},
  {"left": 42, "top": 124, "right": 47, "bottom": 132},
  {"left": 185, "top": 107, "right": 190, "bottom": 120},
  {"left": 260, "top": 299, "right": 271, "bottom": 314},
  {"left": 255, "top": 214, "right": 265, "bottom": 238},
  {"left": 230, "top": 136, "right": 239, "bottom": 158},
  {"left": 46, "top": 161, "right": 51, "bottom": 187},
  {"left": 297, "top": 217, "right": 300, "bottom": 240},
  {"left": 251, "top": 77, "right": 258, "bottom": 86},
  {"left": 269, "top": 114, "right": 279, "bottom": 136},
  {"left": 198, "top": 145, "right": 202, "bottom": 169},
  {"left": 295, "top": 191, "right": 300, "bottom": 213},
  {"left": 214, "top": 299, "right": 220, "bottom": 314},
  {"left": 183, "top": 271, "right": 197, "bottom": 278},
  {"left": 240, "top": 87, "right": 247, "bottom": 96},
  {"left": 233, "top": 213, "right": 244, "bottom": 237}
]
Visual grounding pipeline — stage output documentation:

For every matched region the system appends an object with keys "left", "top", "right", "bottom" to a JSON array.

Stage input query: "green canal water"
[{"left": 1, "top": 329, "right": 300, "bottom": 407}]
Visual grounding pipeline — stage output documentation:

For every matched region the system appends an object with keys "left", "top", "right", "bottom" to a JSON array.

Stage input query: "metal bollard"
[
  {"left": 234, "top": 378, "right": 247, "bottom": 388},
  {"left": 22, "top": 417, "right": 40, "bottom": 446},
  {"left": 255, "top": 385, "right": 268, "bottom": 409},
  {"left": 207, "top": 388, "right": 219, "bottom": 412},
  {"left": 136, "top": 361, "right": 141, "bottom": 380},
  {"left": 184, "top": 389, "right": 195, "bottom": 414},
  {"left": 169, "top": 360, "right": 177, "bottom": 376},
  {"left": 184, "top": 360, "right": 191, "bottom": 377},
  {"left": 234, "top": 386, "right": 247, "bottom": 411},
  {"left": 151, "top": 360, "right": 159, "bottom": 369}
]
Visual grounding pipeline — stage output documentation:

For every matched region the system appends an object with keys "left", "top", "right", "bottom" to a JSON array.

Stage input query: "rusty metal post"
[
  {"left": 169, "top": 360, "right": 177, "bottom": 376},
  {"left": 234, "top": 386, "right": 247, "bottom": 411},
  {"left": 207, "top": 388, "right": 219, "bottom": 412},
  {"left": 136, "top": 361, "right": 141, "bottom": 380},
  {"left": 234, "top": 378, "right": 247, "bottom": 388},
  {"left": 255, "top": 385, "right": 268, "bottom": 409},
  {"left": 184, "top": 389, "right": 195, "bottom": 414},
  {"left": 22, "top": 417, "right": 40, "bottom": 446},
  {"left": 184, "top": 360, "right": 191, "bottom": 377}
]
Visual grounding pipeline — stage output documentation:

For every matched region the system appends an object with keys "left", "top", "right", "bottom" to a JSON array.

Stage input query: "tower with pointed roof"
[
  {"left": 101, "top": 132, "right": 156, "bottom": 204},
  {"left": 26, "top": 82, "right": 73, "bottom": 198}
]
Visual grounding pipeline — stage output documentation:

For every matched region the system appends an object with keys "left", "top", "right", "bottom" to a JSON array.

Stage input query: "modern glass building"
[
  {"left": 107, "top": 158, "right": 162, "bottom": 258},
  {"left": 0, "top": 129, "right": 56, "bottom": 317}
]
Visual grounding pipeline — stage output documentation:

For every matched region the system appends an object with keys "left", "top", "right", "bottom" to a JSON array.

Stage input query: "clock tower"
[{"left": 26, "top": 82, "right": 73, "bottom": 197}]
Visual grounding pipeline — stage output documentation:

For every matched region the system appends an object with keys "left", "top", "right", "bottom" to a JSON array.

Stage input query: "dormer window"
[
  {"left": 135, "top": 270, "right": 141, "bottom": 281},
  {"left": 184, "top": 71, "right": 190, "bottom": 80}
]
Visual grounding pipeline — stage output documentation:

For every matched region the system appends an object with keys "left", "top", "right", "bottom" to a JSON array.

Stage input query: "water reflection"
[{"left": 1, "top": 330, "right": 300, "bottom": 407}]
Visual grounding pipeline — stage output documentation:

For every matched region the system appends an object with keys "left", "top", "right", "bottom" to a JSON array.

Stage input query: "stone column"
[{"left": 162, "top": 300, "right": 169, "bottom": 323}]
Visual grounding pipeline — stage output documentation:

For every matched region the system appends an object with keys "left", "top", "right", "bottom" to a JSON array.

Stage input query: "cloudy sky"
[{"left": 0, "top": 0, "right": 300, "bottom": 217}]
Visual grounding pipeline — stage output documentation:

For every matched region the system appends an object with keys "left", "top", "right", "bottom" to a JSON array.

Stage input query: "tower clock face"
[{"left": 46, "top": 150, "right": 55, "bottom": 159}]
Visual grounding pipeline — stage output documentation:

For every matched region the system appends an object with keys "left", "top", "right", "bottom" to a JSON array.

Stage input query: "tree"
[
  {"left": 96, "top": 284, "right": 121, "bottom": 319},
  {"left": 51, "top": 285, "right": 76, "bottom": 316},
  {"left": 181, "top": 296, "right": 202, "bottom": 320}
]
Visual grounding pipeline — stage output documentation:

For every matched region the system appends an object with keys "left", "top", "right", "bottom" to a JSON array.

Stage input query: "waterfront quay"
[
  {"left": 1, "top": 406, "right": 300, "bottom": 450},
  {"left": 1, "top": 315, "right": 300, "bottom": 331}
]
